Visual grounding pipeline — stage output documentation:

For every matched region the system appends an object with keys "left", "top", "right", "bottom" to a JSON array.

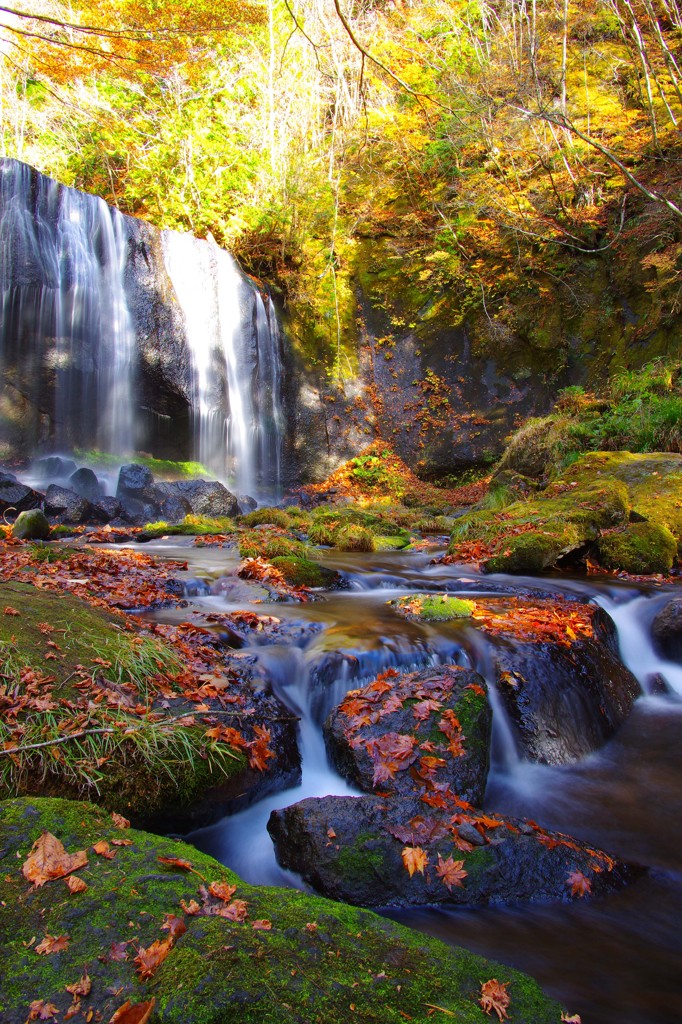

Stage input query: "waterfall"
[
  {"left": 0, "top": 158, "right": 135, "bottom": 456},
  {"left": 161, "top": 230, "right": 284, "bottom": 498}
]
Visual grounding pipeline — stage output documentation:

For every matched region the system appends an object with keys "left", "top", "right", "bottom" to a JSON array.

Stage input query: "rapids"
[{"left": 139, "top": 540, "right": 682, "bottom": 1024}]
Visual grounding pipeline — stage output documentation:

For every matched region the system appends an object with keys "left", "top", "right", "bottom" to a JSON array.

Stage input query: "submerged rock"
[
  {"left": 0, "top": 796, "right": 563, "bottom": 1024},
  {"left": 323, "top": 665, "right": 491, "bottom": 806},
  {"left": 268, "top": 793, "right": 637, "bottom": 909}
]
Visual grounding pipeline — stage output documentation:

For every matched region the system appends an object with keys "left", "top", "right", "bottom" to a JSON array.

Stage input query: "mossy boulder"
[
  {"left": 11, "top": 509, "right": 50, "bottom": 540},
  {"left": 598, "top": 522, "right": 678, "bottom": 574},
  {"left": 392, "top": 594, "right": 476, "bottom": 622},
  {"left": 270, "top": 556, "right": 344, "bottom": 589},
  {"left": 309, "top": 506, "right": 411, "bottom": 552},
  {"left": 238, "top": 529, "right": 311, "bottom": 560},
  {"left": 0, "top": 582, "right": 300, "bottom": 830},
  {"left": 0, "top": 796, "right": 564, "bottom": 1024},
  {"left": 323, "top": 665, "right": 491, "bottom": 807},
  {"left": 138, "top": 514, "right": 236, "bottom": 541},
  {"left": 447, "top": 451, "right": 682, "bottom": 574},
  {"left": 268, "top": 793, "right": 637, "bottom": 910}
]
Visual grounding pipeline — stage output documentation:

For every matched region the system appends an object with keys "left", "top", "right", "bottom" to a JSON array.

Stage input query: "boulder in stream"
[
  {"left": 490, "top": 603, "right": 640, "bottom": 764},
  {"left": 323, "top": 664, "right": 491, "bottom": 806},
  {"left": 268, "top": 793, "right": 637, "bottom": 909},
  {"left": 651, "top": 597, "right": 682, "bottom": 662}
]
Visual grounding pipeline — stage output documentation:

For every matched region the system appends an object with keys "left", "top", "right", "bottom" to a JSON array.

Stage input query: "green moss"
[
  {"left": 374, "top": 534, "right": 412, "bottom": 550},
  {"left": 139, "top": 514, "right": 235, "bottom": 540},
  {"left": 240, "top": 507, "right": 293, "bottom": 529},
  {"left": 270, "top": 556, "right": 341, "bottom": 589},
  {"left": 0, "top": 797, "right": 562, "bottom": 1024},
  {"left": 393, "top": 594, "right": 476, "bottom": 621},
  {"left": 598, "top": 522, "right": 678, "bottom": 574},
  {"left": 238, "top": 530, "right": 312, "bottom": 560},
  {"left": 336, "top": 831, "right": 388, "bottom": 882},
  {"left": 11, "top": 509, "right": 50, "bottom": 540},
  {"left": 74, "top": 450, "right": 210, "bottom": 478},
  {"left": 335, "top": 524, "right": 376, "bottom": 552}
]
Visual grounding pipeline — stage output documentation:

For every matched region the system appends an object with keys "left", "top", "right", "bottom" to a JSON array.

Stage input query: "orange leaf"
[
  {"left": 3, "top": 606, "right": 20, "bottom": 616},
  {"left": 479, "top": 979, "right": 511, "bottom": 1021},
  {"left": 65, "top": 875, "right": 88, "bottom": 894},
  {"left": 111, "top": 812, "right": 130, "bottom": 829},
  {"left": 112, "top": 838, "right": 133, "bottom": 847},
  {"left": 216, "top": 899, "right": 248, "bottom": 921},
  {"left": 161, "top": 914, "right": 187, "bottom": 941},
  {"left": 180, "top": 899, "right": 201, "bottom": 915},
  {"left": 252, "top": 919, "right": 272, "bottom": 930},
  {"left": 65, "top": 972, "right": 91, "bottom": 997},
  {"left": 435, "top": 854, "right": 467, "bottom": 891},
  {"left": 22, "top": 832, "right": 88, "bottom": 887},
  {"left": 157, "top": 855, "right": 193, "bottom": 871},
  {"left": 109, "top": 998, "right": 156, "bottom": 1024},
  {"left": 93, "top": 840, "right": 115, "bottom": 859},
  {"left": 566, "top": 870, "right": 592, "bottom": 898},
  {"left": 208, "top": 881, "right": 237, "bottom": 903},
  {"left": 28, "top": 1000, "right": 60, "bottom": 1020},
  {"left": 35, "top": 933, "right": 70, "bottom": 955},
  {"left": 134, "top": 937, "right": 173, "bottom": 978},
  {"left": 401, "top": 846, "right": 428, "bottom": 877}
]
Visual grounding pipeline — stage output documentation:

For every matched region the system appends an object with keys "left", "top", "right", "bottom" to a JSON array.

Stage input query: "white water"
[
  {"left": 161, "top": 230, "right": 284, "bottom": 498},
  {"left": 0, "top": 158, "right": 135, "bottom": 455}
]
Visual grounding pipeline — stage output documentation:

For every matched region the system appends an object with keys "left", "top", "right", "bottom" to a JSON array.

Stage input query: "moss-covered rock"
[
  {"left": 335, "top": 524, "right": 376, "bottom": 552},
  {"left": 392, "top": 594, "right": 476, "bottom": 622},
  {"left": 270, "top": 556, "right": 343, "bottom": 589},
  {"left": 0, "top": 796, "right": 563, "bottom": 1024},
  {"left": 238, "top": 529, "right": 311, "bottom": 560},
  {"left": 11, "top": 509, "right": 50, "bottom": 540},
  {"left": 598, "top": 522, "right": 678, "bottom": 574},
  {"left": 138, "top": 514, "right": 235, "bottom": 541}
]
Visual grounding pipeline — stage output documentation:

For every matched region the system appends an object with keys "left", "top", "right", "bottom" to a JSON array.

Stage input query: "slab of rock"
[
  {"left": 268, "top": 793, "right": 638, "bottom": 909},
  {"left": 491, "top": 605, "right": 640, "bottom": 764},
  {"left": 43, "top": 484, "right": 93, "bottom": 523},
  {"left": 324, "top": 665, "right": 491, "bottom": 807},
  {"left": 116, "top": 462, "right": 156, "bottom": 501},
  {"left": 651, "top": 598, "right": 682, "bottom": 662},
  {"left": 166, "top": 479, "right": 240, "bottom": 518},
  {"left": 0, "top": 478, "right": 43, "bottom": 514}
]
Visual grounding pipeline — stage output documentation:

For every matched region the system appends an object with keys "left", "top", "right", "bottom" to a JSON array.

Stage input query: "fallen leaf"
[
  {"left": 105, "top": 941, "right": 130, "bottom": 962},
  {"left": 401, "top": 846, "right": 428, "bottom": 877},
  {"left": 65, "top": 972, "right": 92, "bottom": 997},
  {"left": 134, "top": 937, "right": 173, "bottom": 978},
  {"left": 208, "top": 880, "right": 238, "bottom": 903},
  {"left": 35, "top": 933, "right": 70, "bottom": 955},
  {"left": 28, "top": 1000, "right": 60, "bottom": 1020},
  {"left": 216, "top": 899, "right": 248, "bottom": 922},
  {"left": 109, "top": 998, "right": 156, "bottom": 1024},
  {"left": 3, "top": 606, "right": 20, "bottom": 616},
  {"left": 22, "top": 832, "right": 88, "bottom": 887},
  {"left": 161, "top": 914, "right": 187, "bottom": 941},
  {"left": 111, "top": 813, "right": 131, "bottom": 829},
  {"left": 93, "top": 840, "right": 115, "bottom": 860},
  {"left": 157, "top": 855, "right": 193, "bottom": 871},
  {"left": 64, "top": 1002, "right": 81, "bottom": 1020},
  {"left": 111, "top": 839, "right": 133, "bottom": 847},
  {"left": 566, "top": 870, "right": 592, "bottom": 898},
  {"left": 561, "top": 1015, "right": 582, "bottom": 1023},
  {"left": 180, "top": 899, "right": 200, "bottom": 916},
  {"left": 252, "top": 919, "right": 272, "bottom": 930},
  {"left": 435, "top": 855, "right": 467, "bottom": 891},
  {"left": 65, "top": 875, "right": 88, "bottom": 894},
  {"left": 479, "top": 979, "right": 510, "bottom": 1021}
]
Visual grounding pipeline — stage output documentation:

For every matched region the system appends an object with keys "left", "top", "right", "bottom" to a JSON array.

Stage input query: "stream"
[{"left": 144, "top": 541, "right": 682, "bottom": 1024}]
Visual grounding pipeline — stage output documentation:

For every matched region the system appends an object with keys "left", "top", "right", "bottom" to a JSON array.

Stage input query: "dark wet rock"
[
  {"left": 271, "top": 555, "right": 345, "bottom": 590},
  {"left": 238, "top": 492, "right": 258, "bottom": 513},
  {"left": 68, "top": 466, "right": 102, "bottom": 499},
  {"left": 168, "top": 479, "right": 240, "bottom": 518},
  {"left": 157, "top": 491, "right": 193, "bottom": 523},
  {"left": 32, "top": 455, "right": 77, "bottom": 482},
  {"left": 0, "top": 479, "right": 43, "bottom": 514},
  {"left": 89, "top": 494, "right": 124, "bottom": 523},
  {"left": 43, "top": 484, "right": 93, "bottom": 524},
  {"left": 183, "top": 576, "right": 213, "bottom": 597},
  {"left": 324, "top": 665, "right": 491, "bottom": 807},
  {"left": 0, "top": 796, "right": 562, "bottom": 1024},
  {"left": 651, "top": 598, "right": 682, "bottom": 662},
  {"left": 11, "top": 508, "right": 50, "bottom": 540},
  {"left": 268, "top": 793, "right": 638, "bottom": 909},
  {"left": 492, "top": 605, "right": 640, "bottom": 764},
  {"left": 116, "top": 462, "right": 155, "bottom": 501},
  {"left": 117, "top": 494, "right": 159, "bottom": 525}
]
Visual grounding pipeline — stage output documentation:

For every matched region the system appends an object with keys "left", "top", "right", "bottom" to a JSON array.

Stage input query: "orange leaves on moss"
[
  {"left": 22, "top": 832, "right": 88, "bottom": 887},
  {"left": 479, "top": 979, "right": 511, "bottom": 1021}
]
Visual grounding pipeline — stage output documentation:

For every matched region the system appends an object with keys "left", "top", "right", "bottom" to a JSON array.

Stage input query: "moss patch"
[
  {"left": 139, "top": 514, "right": 235, "bottom": 540},
  {"left": 0, "top": 796, "right": 563, "bottom": 1024},
  {"left": 392, "top": 594, "right": 476, "bottom": 622},
  {"left": 598, "top": 522, "right": 678, "bottom": 574},
  {"left": 270, "top": 556, "right": 342, "bottom": 589}
]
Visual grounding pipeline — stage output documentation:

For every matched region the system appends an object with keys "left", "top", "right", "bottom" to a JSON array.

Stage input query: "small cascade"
[
  {"left": 0, "top": 158, "right": 135, "bottom": 455},
  {"left": 161, "top": 230, "right": 284, "bottom": 497}
]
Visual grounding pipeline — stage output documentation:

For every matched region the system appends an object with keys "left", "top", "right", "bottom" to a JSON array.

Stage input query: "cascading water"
[
  {"left": 0, "top": 158, "right": 135, "bottom": 455},
  {"left": 161, "top": 230, "right": 284, "bottom": 497}
]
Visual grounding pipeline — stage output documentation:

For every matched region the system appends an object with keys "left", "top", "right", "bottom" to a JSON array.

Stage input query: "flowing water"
[
  {"left": 140, "top": 541, "right": 682, "bottom": 1023},
  {"left": 161, "top": 232, "right": 284, "bottom": 496}
]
